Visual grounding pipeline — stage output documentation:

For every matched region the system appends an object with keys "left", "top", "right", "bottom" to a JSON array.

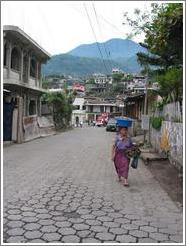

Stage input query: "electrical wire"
[
  {"left": 83, "top": 3, "right": 110, "bottom": 74},
  {"left": 92, "top": 2, "right": 114, "bottom": 71}
]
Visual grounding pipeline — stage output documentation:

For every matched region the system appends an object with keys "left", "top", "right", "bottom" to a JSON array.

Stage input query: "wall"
[
  {"left": 23, "top": 115, "right": 40, "bottom": 141},
  {"left": 37, "top": 116, "right": 55, "bottom": 137},
  {"left": 29, "top": 77, "right": 36, "bottom": 87},
  {"left": 41, "top": 103, "right": 53, "bottom": 115},
  {"left": 106, "top": 107, "right": 110, "bottom": 113},
  {"left": 3, "top": 67, "right": 8, "bottom": 77},
  {"left": 150, "top": 121, "right": 183, "bottom": 170},
  {"left": 71, "top": 111, "right": 86, "bottom": 125},
  {"left": 162, "top": 101, "right": 182, "bottom": 122},
  {"left": 23, "top": 115, "right": 55, "bottom": 141},
  {"left": 93, "top": 106, "right": 101, "bottom": 113}
]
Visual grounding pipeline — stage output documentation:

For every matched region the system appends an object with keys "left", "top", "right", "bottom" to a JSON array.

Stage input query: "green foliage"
[
  {"left": 157, "top": 68, "right": 183, "bottom": 102},
  {"left": 137, "top": 3, "right": 183, "bottom": 68},
  {"left": 46, "top": 74, "right": 65, "bottom": 79},
  {"left": 112, "top": 73, "right": 124, "bottom": 83},
  {"left": 113, "top": 83, "right": 124, "bottom": 93},
  {"left": 86, "top": 78, "right": 95, "bottom": 84},
  {"left": 42, "top": 79, "right": 49, "bottom": 89},
  {"left": 123, "top": 74, "right": 133, "bottom": 81},
  {"left": 42, "top": 91, "right": 73, "bottom": 129},
  {"left": 123, "top": 3, "right": 183, "bottom": 102},
  {"left": 151, "top": 116, "right": 164, "bottom": 130}
]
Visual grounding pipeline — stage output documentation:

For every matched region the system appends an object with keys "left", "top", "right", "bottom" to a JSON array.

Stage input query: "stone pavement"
[{"left": 3, "top": 127, "right": 183, "bottom": 243}]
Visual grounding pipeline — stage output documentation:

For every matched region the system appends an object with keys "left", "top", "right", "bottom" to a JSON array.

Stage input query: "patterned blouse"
[{"left": 114, "top": 134, "right": 133, "bottom": 151}]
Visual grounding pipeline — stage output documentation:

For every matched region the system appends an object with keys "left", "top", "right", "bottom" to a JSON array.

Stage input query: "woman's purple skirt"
[{"left": 114, "top": 149, "right": 130, "bottom": 179}]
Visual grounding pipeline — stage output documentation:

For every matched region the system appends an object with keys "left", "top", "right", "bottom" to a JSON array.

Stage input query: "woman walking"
[{"left": 112, "top": 126, "right": 133, "bottom": 186}]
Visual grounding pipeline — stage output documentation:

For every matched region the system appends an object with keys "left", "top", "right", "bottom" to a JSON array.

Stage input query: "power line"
[
  {"left": 92, "top": 2, "right": 114, "bottom": 72},
  {"left": 83, "top": 3, "right": 110, "bottom": 74},
  {"left": 68, "top": 4, "right": 126, "bottom": 39},
  {"left": 99, "top": 15, "right": 126, "bottom": 37}
]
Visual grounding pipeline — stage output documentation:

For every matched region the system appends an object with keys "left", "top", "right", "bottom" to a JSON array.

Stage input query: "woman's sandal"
[{"left": 123, "top": 183, "right": 129, "bottom": 187}]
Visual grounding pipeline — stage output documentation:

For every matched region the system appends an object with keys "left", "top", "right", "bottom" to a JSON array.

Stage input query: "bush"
[{"left": 151, "top": 116, "right": 164, "bottom": 130}]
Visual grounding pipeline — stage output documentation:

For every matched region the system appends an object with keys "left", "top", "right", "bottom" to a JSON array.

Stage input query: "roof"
[
  {"left": 3, "top": 25, "right": 51, "bottom": 60},
  {"left": 84, "top": 99, "right": 116, "bottom": 106},
  {"left": 4, "top": 81, "right": 47, "bottom": 93},
  {"left": 124, "top": 93, "right": 145, "bottom": 102},
  {"left": 48, "top": 88, "right": 64, "bottom": 92},
  {"left": 73, "top": 97, "right": 85, "bottom": 106}
]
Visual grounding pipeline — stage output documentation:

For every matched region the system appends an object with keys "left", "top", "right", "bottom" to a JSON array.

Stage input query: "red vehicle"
[
  {"left": 96, "top": 113, "right": 109, "bottom": 127},
  {"left": 96, "top": 116, "right": 104, "bottom": 127}
]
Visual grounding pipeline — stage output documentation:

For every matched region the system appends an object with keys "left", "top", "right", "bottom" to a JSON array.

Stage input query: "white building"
[
  {"left": 71, "top": 97, "right": 86, "bottom": 126},
  {"left": 84, "top": 98, "right": 120, "bottom": 122},
  {"left": 112, "top": 68, "right": 123, "bottom": 74},
  {"left": 93, "top": 73, "right": 112, "bottom": 84}
]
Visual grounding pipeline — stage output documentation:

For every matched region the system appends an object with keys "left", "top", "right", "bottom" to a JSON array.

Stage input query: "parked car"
[{"left": 106, "top": 118, "right": 117, "bottom": 131}]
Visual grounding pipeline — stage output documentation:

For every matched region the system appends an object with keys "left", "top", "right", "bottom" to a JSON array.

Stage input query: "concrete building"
[
  {"left": 85, "top": 83, "right": 107, "bottom": 94},
  {"left": 71, "top": 97, "right": 86, "bottom": 126},
  {"left": 84, "top": 97, "right": 120, "bottom": 122},
  {"left": 3, "top": 25, "right": 51, "bottom": 143},
  {"left": 93, "top": 73, "right": 112, "bottom": 84}
]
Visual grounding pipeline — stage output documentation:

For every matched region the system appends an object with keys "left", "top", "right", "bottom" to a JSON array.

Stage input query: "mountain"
[
  {"left": 68, "top": 38, "right": 146, "bottom": 60},
  {"left": 42, "top": 39, "right": 146, "bottom": 77},
  {"left": 42, "top": 54, "right": 131, "bottom": 77}
]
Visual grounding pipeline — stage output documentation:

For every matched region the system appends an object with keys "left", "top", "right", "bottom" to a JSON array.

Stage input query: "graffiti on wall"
[{"left": 160, "top": 128, "right": 170, "bottom": 154}]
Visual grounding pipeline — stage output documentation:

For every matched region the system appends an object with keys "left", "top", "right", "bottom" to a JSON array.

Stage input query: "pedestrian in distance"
[{"left": 111, "top": 126, "right": 133, "bottom": 187}]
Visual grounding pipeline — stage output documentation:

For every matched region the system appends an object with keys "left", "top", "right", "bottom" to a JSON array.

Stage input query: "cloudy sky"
[{"left": 2, "top": 1, "right": 152, "bottom": 55}]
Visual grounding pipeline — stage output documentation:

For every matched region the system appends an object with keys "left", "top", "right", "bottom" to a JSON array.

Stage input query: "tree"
[
  {"left": 86, "top": 78, "right": 95, "bottom": 84},
  {"left": 112, "top": 73, "right": 124, "bottom": 83},
  {"left": 137, "top": 3, "right": 183, "bottom": 69},
  {"left": 123, "top": 3, "right": 183, "bottom": 102},
  {"left": 42, "top": 79, "right": 49, "bottom": 89},
  {"left": 42, "top": 91, "right": 73, "bottom": 129},
  {"left": 123, "top": 74, "right": 133, "bottom": 82}
]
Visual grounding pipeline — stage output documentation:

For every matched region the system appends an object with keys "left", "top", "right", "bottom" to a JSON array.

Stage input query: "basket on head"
[{"left": 116, "top": 118, "right": 133, "bottom": 128}]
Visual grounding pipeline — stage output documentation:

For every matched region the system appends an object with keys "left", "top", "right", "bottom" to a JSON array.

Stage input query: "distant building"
[
  {"left": 71, "top": 97, "right": 86, "bottom": 126},
  {"left": 112, "top": 68, "right": 123, "bottom": 74},
  {"left": 84, "top": 97, "right": 120, "bottom": 122},
  {"left": 45, "top": 77, "right": 65, "bottom": 89},
  {"left": 85, "top": 83, "right": 107, "bottom": 94},
  {"left": 93, "top": 73, "right": 112, "bottom": 84},
  {"left": 73, "top": 84, "right": 85, "bottom": 92},
  {"left": 3, "top": 25, "right": 51, "bottom": 142}
]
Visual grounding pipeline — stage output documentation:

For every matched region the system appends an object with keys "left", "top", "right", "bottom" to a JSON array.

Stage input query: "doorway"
[{"left": 3, "top": 98, "right": 15, "bottom": 141}]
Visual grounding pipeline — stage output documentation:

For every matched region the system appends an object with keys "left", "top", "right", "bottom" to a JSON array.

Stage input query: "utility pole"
[{"left": 143, "top": 67, "right": 148, "bottom": 144}]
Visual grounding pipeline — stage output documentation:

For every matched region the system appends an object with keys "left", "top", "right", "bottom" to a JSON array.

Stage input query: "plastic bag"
[{"left": 131, "top": 156, "right": 139, "bottom": 169}]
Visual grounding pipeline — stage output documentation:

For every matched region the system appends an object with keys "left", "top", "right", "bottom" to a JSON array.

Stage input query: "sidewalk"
[{"left": 132, "top": 134, "right": 183, "bottom": 208}]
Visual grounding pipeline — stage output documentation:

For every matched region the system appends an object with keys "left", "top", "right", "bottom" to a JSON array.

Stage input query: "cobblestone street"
[{"left": 3, "top": 127, "right": 183, "bottom": 243}]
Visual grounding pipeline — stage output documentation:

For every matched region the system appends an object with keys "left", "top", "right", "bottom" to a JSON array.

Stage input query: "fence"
[
  {"left": 154, "top": 101, "right": 182, "bottom": 122},
  {"left": 163, "top": 101, "right": 182, "bottom": 122}
]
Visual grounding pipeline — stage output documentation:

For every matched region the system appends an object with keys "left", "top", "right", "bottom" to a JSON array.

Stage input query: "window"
[
  {"left": 11, "top": 47, "right": 21, "bottom": 71},
  {"left": 4, "top": 43, "right": 8, "bottom": 66},
  {"left": 100, "top": 106, "right": 104, "bottom": 113},
  {"left": 29, "top": 100, "right": 36, "bottom": 115},
  {"left": 30, "top": 57, "right": 36, "bottom": 78},
  {"left": 74, "top": 105, "right": 80, "bottom": 110},
  {"left": 89, "top": 105, "right": 93, "bottom": 112},
  {"left": 110, "top": 106, "right": 113, "bottom": 113},
  {"left": 82, "top": 105, "right": 86, "bottom": 110},
  {"left": 23, "top": 55, "right": 28, "bottom": 82}
]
